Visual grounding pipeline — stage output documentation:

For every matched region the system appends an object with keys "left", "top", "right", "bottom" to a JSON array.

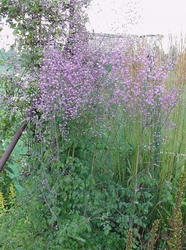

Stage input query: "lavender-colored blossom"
[{"left": 2, "top": 33, "right": 179, "bottom": 136}]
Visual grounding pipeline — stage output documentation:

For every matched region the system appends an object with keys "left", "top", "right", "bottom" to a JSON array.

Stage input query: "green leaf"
[
  {"left": 70, "top": 236, "right": 96, "bottom": 250},
  {"left": 5, "top": 166, "right": 14, "bottom": 174}
]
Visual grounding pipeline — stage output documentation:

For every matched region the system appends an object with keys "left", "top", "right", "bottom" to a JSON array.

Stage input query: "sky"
[
  {"left": 1, "top": 0, "right": 186, "bottom": 49},
  {"left": 86, "top": 0, "right": 186, "bottom": 36}
]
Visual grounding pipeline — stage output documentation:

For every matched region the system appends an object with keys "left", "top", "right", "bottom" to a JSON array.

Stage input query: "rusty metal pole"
[{"left": 0, "top": 120, "right": 27, "bottom": 173}]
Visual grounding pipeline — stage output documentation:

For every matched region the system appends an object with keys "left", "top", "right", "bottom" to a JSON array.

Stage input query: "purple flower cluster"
[
  {"left": 34, "top": 38, "right": 179, "bottom": 132},
  {"left": 36, "top": 44, "right": 108, "bottom": 124},
  {"left": 107, "top": 43, "right": 179, "bottom": 125},
  {"left": 3, "top": 33, "right": 179, "bottom": 134}
]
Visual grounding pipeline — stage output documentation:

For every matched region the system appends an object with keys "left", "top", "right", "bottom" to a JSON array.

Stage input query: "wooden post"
[{"left": 0, "top": 120, "right": 27, "bottom": 173}]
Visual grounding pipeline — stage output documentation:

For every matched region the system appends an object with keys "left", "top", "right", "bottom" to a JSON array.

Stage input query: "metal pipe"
[{"left": 0, "top": 120, "right": 27, "bottom": 173}]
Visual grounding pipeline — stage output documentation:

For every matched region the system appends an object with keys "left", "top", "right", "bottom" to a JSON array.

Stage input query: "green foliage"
[
  {"left": 0, "top": 49, "right": 10, "bottom": 72},
  {"left": 1, "top": 67, "right": 186, "bottom": 249},
  {"left": 0, "top": 0, "right": 90, "bottom": 69},
  {"left": 1, "top": 5, "right": 186, "bottom": 248},
  {"left": 0, "top": 116, "right": 157, "bottom": 249}
]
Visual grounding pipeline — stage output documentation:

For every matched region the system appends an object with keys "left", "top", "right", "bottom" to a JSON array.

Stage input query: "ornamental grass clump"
[
  {"left": 94, "top": 40, "right": 180, "bottom": 187},
  {"left": 157, "top": 36, "right": 186, "bottom": 203}
]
